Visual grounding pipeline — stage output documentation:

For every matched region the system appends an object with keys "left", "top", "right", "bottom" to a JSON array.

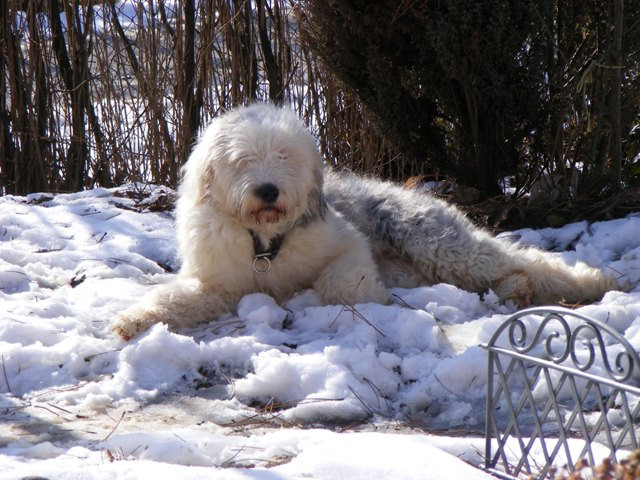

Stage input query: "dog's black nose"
[{"left": 254, "top": 183, "right": 279, "bottom": 204}]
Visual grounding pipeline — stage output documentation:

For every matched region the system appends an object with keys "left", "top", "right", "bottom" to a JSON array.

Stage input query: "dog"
[{"left": 111, "top": 104, "right": 618, "bottom": 340}]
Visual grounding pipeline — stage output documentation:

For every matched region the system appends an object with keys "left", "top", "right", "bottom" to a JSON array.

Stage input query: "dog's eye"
[
  {"left": 275, "top": 148, "right": 289, "bottom": 161},
  {"left": 233, "top": 154, "right": 253, "bottom": 165}
]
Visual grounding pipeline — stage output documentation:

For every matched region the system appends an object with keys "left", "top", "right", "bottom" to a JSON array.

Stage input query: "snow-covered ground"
[{"left": 1, "top": 184, "right": 639, "bottom": 479}]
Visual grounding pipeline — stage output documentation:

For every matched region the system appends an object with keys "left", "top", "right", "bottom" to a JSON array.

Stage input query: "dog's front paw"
[{"left": 111, "top": 312, "right": 153, "bottom": 341}]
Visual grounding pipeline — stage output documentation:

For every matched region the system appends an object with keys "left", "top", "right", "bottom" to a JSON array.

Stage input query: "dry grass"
[{"left": 551, "top": 450, "right": 640, "bottom": 480}]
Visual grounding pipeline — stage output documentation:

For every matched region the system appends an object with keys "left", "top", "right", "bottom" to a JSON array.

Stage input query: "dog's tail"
[{"left": 495, "top": 246, "right": 619, "bottom": 306}]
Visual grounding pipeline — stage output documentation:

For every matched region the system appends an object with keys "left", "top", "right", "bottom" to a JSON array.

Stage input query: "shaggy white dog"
[{"left": 112, "top": 104, "right": 618, "bottom": 340}]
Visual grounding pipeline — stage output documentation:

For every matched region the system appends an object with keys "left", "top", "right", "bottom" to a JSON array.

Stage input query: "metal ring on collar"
[{"left": 253, "top": 254, "right": 271, "bottom": 274}]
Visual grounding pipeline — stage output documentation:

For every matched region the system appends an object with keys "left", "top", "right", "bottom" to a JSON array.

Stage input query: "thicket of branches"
[
  {"left": 1, "top": 0, "right": 640, "bottom": 209},
  {"left": 1, "top": 0, "right": 398, "bottom": 195}
]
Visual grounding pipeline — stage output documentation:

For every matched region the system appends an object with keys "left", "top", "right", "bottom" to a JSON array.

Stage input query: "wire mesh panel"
[{"left": 484, "top": 307, "right": 640, "bottom": 479}]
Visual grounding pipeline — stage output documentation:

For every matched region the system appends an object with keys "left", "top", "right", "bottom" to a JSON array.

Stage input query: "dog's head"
[{"left": 179, "top": 104, "right": 326, "bottom": 235}]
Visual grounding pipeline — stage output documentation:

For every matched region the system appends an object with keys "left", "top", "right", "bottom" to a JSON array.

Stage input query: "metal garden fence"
[{"left": 483, "top": 307, "right": 640, "bottom": 479}]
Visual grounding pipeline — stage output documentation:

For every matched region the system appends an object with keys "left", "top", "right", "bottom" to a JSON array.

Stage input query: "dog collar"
[{"left": 249, "top": 230, "right": 285, "bottom": 274}]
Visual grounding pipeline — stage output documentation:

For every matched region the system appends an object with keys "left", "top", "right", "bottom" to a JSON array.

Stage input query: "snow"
[{"left": 1, "top": 184, "right": 639, "bottom": 479}]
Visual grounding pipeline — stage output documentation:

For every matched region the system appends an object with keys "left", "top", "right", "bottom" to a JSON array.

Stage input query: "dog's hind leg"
[
  {"left": 502, "top": 247, "right": 619, "bottom": 305},
  {"left": 393, "top": 215, "right": 617, "bottom": 305},
  {"left": 111, "top": 277, "right": 233, "bottom": 340}
]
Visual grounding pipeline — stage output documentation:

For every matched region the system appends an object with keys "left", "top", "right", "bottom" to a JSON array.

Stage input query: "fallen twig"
[
  {"left": 345, "top": 304, "right": 387, "bottom": 338},
  {"left": 1, "top": 354, "right": 11, "bottom": 393},
  {"left": 102, "top": 411, "right": 126, "bottom": 442},
  {"left": 433, "top": 372, "right": 463, "bottom": 397},
  {"left": 330, "top": 303, "right": 387, "bottom": 337},
  {"left": 348, "top": 385, "right": 376, "bottom": 416},
  {"left": 391, "top": 294, "right": 417, "bottom": 310}
]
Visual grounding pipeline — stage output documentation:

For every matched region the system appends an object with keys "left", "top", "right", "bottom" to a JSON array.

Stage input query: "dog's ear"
[
  {"left": 308, "top": 187, "right": 327, "bottom": 221},
  {"left": 307, "top": 165, "right": 327, "bottom": 220},
  {"left": 196, "top": 163, "right": 216, "bottom": 204},
  {"left": 179, "top": 142, "right": 216, "bottom": 205}
]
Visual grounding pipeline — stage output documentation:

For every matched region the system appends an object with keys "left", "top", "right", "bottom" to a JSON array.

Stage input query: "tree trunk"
[{"left": 609, "top": 0, "right": 624, "bottom": 192}]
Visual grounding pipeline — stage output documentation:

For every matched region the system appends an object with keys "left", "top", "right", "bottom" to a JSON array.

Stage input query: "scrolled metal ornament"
[
  {"left": 488, "top": 306, "right": 640, "bottom": 384},
  {"left": 505, "top": 311, "right": 572, "bottom": 362}
]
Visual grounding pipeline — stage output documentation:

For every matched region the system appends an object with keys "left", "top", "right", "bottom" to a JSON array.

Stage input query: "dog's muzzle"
[
  {"left": 250, "top": 183, "right": 286, "bottom": 224},
  {"left": 254, "top": 183, "right": 279, "bottom": 204}
]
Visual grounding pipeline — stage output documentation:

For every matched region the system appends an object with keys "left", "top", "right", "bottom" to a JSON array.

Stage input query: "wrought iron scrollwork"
[
  {"left": 506, "top": 312, "right": 572, "bottom": 362},
  {"left": 488, "top": 307, "right": 640, "bottom": 383}
]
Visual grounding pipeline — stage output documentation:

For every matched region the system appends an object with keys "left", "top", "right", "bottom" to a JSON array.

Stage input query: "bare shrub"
[{"left": 0, "top": 0, "right": 395, "bottom": 195}]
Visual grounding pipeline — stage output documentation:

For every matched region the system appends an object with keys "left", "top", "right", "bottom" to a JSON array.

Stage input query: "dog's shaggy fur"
[{"left": 112, "top": 104, "right": 618, "bottom": 340}]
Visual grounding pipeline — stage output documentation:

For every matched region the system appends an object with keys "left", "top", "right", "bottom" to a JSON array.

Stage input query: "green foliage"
[{"left": 301, "top": 0, "right": 640, "bottom": 197}]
